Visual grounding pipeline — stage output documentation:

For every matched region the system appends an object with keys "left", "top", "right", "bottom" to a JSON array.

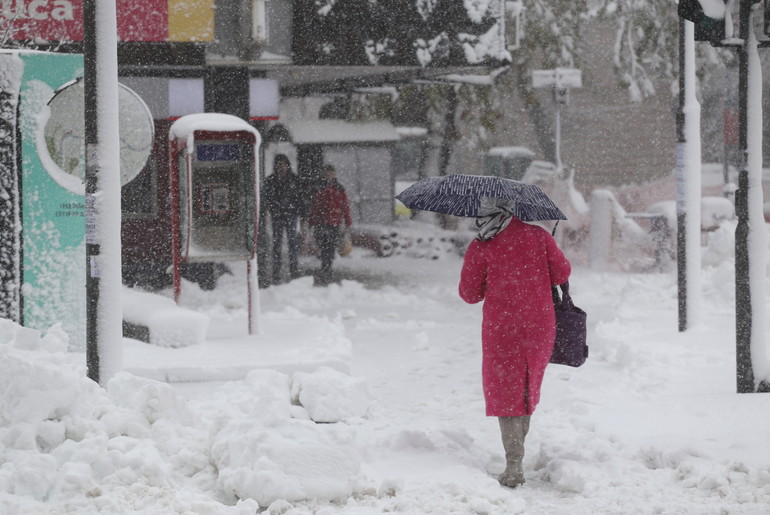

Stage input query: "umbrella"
[{"left": 395, "top": 174, "right": 567, "bottom": 221}]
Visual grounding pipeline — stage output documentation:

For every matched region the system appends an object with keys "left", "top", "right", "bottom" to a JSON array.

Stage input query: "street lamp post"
[
  {"left": 84, "top": 0, "right": 123, "bottom": 385},
  {"left": 734, "top": 0, "right": 768, "bottom": 393}
]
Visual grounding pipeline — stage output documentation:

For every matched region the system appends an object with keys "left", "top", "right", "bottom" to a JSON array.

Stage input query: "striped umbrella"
[{"left": 395, "top": 174, "right": 567, "bottom": 221}]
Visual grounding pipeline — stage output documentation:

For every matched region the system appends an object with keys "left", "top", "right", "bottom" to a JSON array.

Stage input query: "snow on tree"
[
  {"left": 600, "top": 0, "right": 735, "bottom": 102},
  {"left": 292, "top": 0, "right": 509, "bottom": 66}
]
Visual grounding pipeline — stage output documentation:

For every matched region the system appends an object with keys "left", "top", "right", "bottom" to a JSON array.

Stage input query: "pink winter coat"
[{"left": 459, "top": 219, "right": 571, "bottom": 417}]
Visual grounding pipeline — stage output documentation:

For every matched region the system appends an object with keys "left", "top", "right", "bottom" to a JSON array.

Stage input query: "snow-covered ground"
[{"left": 2, "top": 219, "right": 770, "bottom": 514}]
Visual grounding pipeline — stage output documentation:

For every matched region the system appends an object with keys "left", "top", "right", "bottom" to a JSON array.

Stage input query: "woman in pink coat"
[{"left": 459, "top": 205, "right": 571, "bottom": 488}]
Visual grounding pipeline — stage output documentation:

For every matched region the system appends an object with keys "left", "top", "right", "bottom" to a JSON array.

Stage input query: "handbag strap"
[
  {"left": 557, "top": 281, "right": 574, "bottom": 310},
  {"left": 550, "top": 223, "right": 573, "bottom": 309}
]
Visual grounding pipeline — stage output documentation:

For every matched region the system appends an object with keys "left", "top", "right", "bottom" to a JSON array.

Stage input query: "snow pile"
[
  {"left": 204, "top": 368, "right": 368, "bottom": 507},
  {"left": 292, "top": 366, "right": 372, "bottom": 422},
  {"left": 647, "top": 197, "right": 735, "bottom": 231},
  {"left": 123, "top": 287, "right": 209, "bottom": 347},
  {"left": 701, "top": 196, "right": 735, "bottom": 228},
  {"left": 0, "top": 316, "right": 373, "bottom": 513},
  {"left": 702, "top": 219, "right": 738, "bottom": 268},
  {"left": 0, "top": 318, "right": 257, "bottom": 514}
]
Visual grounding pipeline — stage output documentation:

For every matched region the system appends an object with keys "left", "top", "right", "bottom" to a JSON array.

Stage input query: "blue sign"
[{"left": 197, "top": 144, "right": 241, "bottom": 162}]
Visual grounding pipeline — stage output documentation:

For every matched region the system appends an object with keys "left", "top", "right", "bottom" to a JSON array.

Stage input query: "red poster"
[
  {"left": 0, "top": 0, "right": 83, "bottom": 40},
  {"left": 0, "top": 0, "right": 169, "bottom": 42},
  {"left": 116, "top": 0, "right": 168, "bottom": 41}
]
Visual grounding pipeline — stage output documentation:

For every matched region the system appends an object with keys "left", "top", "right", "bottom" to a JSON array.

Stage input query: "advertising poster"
[
  {"left": 18, "top": 51, "right": 86, "bottom": 349},
  {"left": 0, "top": 1, "right": 214, "bottom": 42}
]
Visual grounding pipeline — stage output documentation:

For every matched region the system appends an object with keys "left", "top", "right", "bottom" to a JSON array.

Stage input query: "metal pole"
[
  {"left": 83, "top": 0, "right": 99, "bottom": 384},
  {"left": 247, "top": 257, "right": 260, "bottom": 334},
  {"left": 554, "top": 94, "right": 562, "bottom": 173},
  {"left": 84, "top": 0, "right": 122, "bottom": 385},
  {"left": 676, "top": 17, "right": 687, "bottom": 332},
  {"left": 735, "top": 0, "right": 755, "bottom": 393}
]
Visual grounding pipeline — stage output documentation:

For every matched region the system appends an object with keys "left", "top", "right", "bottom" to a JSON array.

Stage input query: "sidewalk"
[
  {"left": 119, "top": 252, "right": 405, "bottom": 385},
  {"left": 121, "top": 286, "right": 352, "bottom": 384}
]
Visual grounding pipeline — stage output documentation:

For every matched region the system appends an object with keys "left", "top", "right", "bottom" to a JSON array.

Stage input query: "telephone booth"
[{"left": 169, "top": 113, "right": 262, "bottom": 334}]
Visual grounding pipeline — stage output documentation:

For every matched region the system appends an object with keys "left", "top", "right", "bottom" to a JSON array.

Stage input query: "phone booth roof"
[{"left": 170, "top": 113, "right": 260, "bottom": 151}]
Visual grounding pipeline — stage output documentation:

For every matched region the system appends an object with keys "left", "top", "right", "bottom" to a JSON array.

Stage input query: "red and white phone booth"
[{"left": 169, "top": 113, "right": 262, "bottom": 334}]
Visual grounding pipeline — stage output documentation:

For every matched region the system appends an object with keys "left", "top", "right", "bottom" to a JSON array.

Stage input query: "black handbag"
[{"left": 550, "top": 282, "right": 588, "bottom": 367}]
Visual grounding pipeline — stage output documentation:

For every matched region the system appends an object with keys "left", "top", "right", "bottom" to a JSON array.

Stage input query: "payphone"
[{"left": 169, "top": 113, "right": 262, "bottom": 334}]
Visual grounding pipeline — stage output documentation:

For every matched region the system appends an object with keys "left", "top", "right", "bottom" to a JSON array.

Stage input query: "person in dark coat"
[
  {"left": 309, "top": 165, "right": 352, "bottom": 285},
  {"left": 459, "top": 202, "right": 571, "bottom": 488},
  {"left": 262, "top": 154, "right": 303, "bottom": 284}
]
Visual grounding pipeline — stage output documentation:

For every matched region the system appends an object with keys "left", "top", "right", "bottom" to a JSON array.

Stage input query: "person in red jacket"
[
  {"left": 309, "top": 165, "right": 352, "bottom": 285},
  {"left": 459, "top": 202, "right": 571, "bottom": 488}
]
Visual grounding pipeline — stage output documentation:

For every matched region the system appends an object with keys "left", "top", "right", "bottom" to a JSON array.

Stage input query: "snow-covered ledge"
[{"left": 122, "top": 287, "right": 209, "bottom": 348}]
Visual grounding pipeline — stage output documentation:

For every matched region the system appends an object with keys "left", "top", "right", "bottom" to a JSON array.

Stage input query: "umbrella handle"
[{"left": 551, "top": 220, "right": 560, "bottom": 236}]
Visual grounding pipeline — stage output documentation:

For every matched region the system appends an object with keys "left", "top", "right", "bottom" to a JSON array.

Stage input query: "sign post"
[
  {"left": 531, "top": 68, "right": 582, "bottom": 173},
  {"left": 674, "top": 17, "right": 703, "bottom": 334}
]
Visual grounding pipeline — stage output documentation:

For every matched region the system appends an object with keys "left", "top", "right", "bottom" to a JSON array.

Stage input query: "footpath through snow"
[{"left": 2, "top": 220, "right": 770, "bottom": 514}]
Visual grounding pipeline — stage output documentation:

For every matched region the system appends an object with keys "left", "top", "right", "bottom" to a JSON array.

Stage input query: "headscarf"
[{"left": 475, "top": 198, "right": 516, "bottom": 241}]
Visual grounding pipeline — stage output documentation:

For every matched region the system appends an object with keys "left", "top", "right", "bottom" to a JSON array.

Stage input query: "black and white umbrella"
[{"left": 395, "top": 174, "right": 566, "bottom": 221}]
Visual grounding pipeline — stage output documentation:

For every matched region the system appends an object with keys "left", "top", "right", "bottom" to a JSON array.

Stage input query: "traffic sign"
[
  {"left": 556, "top": 68, "right": 582, "bottom": 88},
  {"left": 532, "top": 70, "right": 556, "bottom": 88},
  {"left": 532, "top": 68, "right": 582, "bottom": 89}
]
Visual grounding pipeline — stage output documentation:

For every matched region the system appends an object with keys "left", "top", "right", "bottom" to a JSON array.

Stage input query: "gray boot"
[{"left": 497, "top": 415, "right": 531, "bottom": 488}]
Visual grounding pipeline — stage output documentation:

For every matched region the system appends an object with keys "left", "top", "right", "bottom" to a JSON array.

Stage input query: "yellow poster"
[{"left": 168, "top": 0, "right": 214, "bottom": 42}]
